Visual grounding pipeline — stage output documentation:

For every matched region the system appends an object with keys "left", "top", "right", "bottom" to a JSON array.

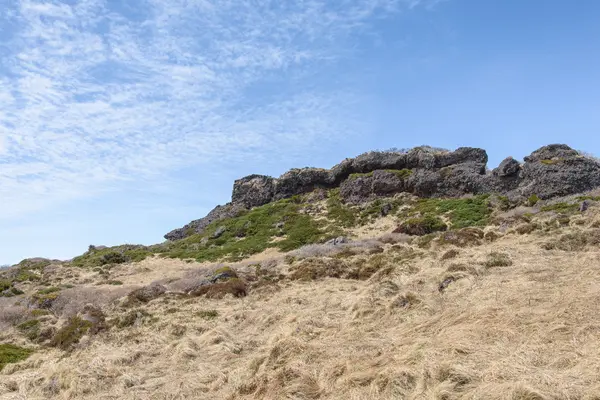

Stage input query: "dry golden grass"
[{"left": 3, "top": 204, "right": 600, "bottom": 399}]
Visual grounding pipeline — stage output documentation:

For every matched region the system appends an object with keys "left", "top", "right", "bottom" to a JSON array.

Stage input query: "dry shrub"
[
  {"left": 378, "top": 232, "right": 411, "bottom": 245},
  {"left": 291, "top": 239, "right": 384, "bottom": 259},
  {"left": 438, "top": 228, "right": 484, "bottom": 247},
  {"left": 189, "top": 279, "right": 247, "bottom": 299},
  {"left": 391, "top": 292, "right": 420, "bottom": 308},
  {"left": 484, "top": 252, "right": 513, "bottom": 268},
  {"left": 49, "top": 316, "right": 93, "bottom": 350},
  {"left": 50, "top": 286, "right": 131, "bottom": 318},
  {"left": 515, "top": 223, "right": 538, "bottom": 235},
  {"left": 289, "top": 258, "right": 347, "bottom": 281},
  {"left": 441, "top": 249, "right": 460, "bottom": 261},
  {"left": 0, "top": 304, "right": 28, "bottom": 329},
  {"left": 542, "top": 229, "right": 600, "bottom": 251},
  {"left": 484, "top": 230, "right": 502, "bottom": 242}
]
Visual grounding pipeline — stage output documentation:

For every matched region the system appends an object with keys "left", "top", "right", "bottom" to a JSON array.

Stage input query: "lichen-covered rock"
[
  {"left": 232, "top": 175, "right": 275, "bottom": 208},
  {"left": 273, "top": 168, "right": 333, "bottom": 200},
  {"left": 164, "top": 202, "right": 245, "bottom": 241},
  {"left": 493, "top": 157, "right": 521, "bottom": 177},
  {"left": 518, "top": 145, "right": 600, "bottom": 199},
  {"left": 164, "top": 144, "right": 600, "bottom": 241}
]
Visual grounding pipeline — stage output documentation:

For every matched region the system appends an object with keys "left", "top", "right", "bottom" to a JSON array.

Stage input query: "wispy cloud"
[{"left": 0, "top": 0, "right": 437, "bottom": 220}]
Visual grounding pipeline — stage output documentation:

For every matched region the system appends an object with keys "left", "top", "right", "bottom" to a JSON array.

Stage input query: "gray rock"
[
  {"left": 581, "top": 200, "right": 591, "bottom": 212},
  {"left": 164, "top": 202, "right": 245, "bottom": 241},
  {"left": 212, "top": 226, "right": 227, "bottom": 239},
  {"left": 273, "top": 168, "right": 334, "bottom": 200},
  {"left": 232, "top": 175, "right": 275, "bottom": 208},
  {"left": 326, "top": 236, "right": 349, "bottom": 246},
  {"left": 380, "top": 203, "right": 393, "bottom": 217},
  {"left": 518, "top": 145, "right": 600, "bottom": 199},
  {"left": 493, "top": 157, "right": 521, "bottom": 177}
]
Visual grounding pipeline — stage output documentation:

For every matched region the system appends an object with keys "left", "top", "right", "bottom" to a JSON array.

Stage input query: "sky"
[{"left": 1, "top": 0, "right": 600, "bottom": 265}]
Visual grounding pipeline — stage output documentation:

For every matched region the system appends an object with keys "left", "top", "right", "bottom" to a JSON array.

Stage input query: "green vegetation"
[
  {"left": 0, "top": 344, "right": 33, "bottom": 371},
  {"left": 50, "top": 316, "right": 92, "bottom": 350},
  {"left": 483, "top": 252, "right": 513, "bottom": 268},
  {"left": 396, "top": 215, "right": 447, "bottom": 236},
  {"left": 71, "top": 245, "right": 152, "bottom": 268},
  {"left": 402, "top": 195, "right": 491, "bottom": 230},
  {"left": 30, "top": 309, "right": 50, "bottom": 317},
  {"left": 161, "top": 197, "right": 335, "bottom": 262},
  {"left": 540, "top": 202, "right": 579, "bottom": 213},
  {"left": 196, "top": 310, "right": 219, "bottom": 320},
  {"left": 17, "top": 319, "right": 41, "bottom": 341},
  {"left": 540, "top": 159, "right": 563, "bottom": 165},
  {"left": 326, "top": 189, "right": 357, "bottom": 227},
  {"left": 527, "top": 194, "right": 540, "bottom": 206},
  {"left": 577, "top": 195, "right": 600, "bottom": 202}
]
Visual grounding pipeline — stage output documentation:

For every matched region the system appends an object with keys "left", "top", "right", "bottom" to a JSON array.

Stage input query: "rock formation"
[{"left": 165, "top": 144, "right": 600, "bottom": 240}]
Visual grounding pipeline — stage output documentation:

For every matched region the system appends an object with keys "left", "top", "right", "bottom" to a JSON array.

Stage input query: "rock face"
[
  {"left": 164, "top": 203, "right": 245, "bottom": 241},
  {"left": 164, "top": 144, "right": 600, "bottom": 240}
]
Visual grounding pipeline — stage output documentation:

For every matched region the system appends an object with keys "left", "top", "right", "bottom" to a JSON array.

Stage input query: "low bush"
[
  {"left": 17, "top": 319, "right": 41, "bottom": 341},
  {"left": 0, "top": 344, "right": 33, "bottom": 371},
  {"left": 483, "top": 252, "right": 513, "bottom": 268},
  {"left": 49, "top": 316, "right": 93, "bottom": 350},
  {"left": 394, "top": 215, "right": 447, "bottom": 236}
]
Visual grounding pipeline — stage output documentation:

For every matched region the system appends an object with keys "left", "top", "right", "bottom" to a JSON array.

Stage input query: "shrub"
[
  {"left": 326, "top": 189, "right": 357, "bottom": 228},
  {"left": 438, "top": 228, "right": 484, "bottom": 247},
  {"left": 403, "top": 195, "right": 491, "bottom": 229},
  {"left": 189, "top": 278, "right": 247, "bottom": 299},
  {"left": 483, "top": 252, "right": 513, "bottom": 268},
  {"left": 540, "top": 202, "right": 579, "bottom": 213},
  {"left": 527, "top": 194, "right": 540, "bottom": 206},
  {"left": 196, "top": 310, "right": 219, "bottom": 320},
  {"left": 440, "top": 249, "right": 460, "bottom": 261},
  {"left": 0, "top": 344, "right": 33, "bottom": 370},
  {"left": 49, "top": 316, "right": 93, "bottom": 350},
  {"left": 17, "top": 319, "right": 41, "bottom": 341},
  {"left": 395, "top": 215, "right": 447, "bottom": 236}
]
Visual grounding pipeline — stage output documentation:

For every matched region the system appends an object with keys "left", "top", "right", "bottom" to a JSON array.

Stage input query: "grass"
[
  {"left": 541, "top": 202, "right": 580, "bottom": 213},
  {"left": 17, "top": 319, "right": 41, "bottom": 341},
  {"left": 402, "top": 195, "right": 491, "bottom": 230},
  {"left": 395, "top": 215, "right": 447, "bottom": 236},
  {"left": 162, "top": 197, "right": 335, "bottom": 262},
  {"left": 326, "top": 189, "right": 357, "bottom": 227},
  {"left": 540, "top": 159, "right": 564, "bottom": 165},
  {"left": 527, "top": 194, "right": 540, "bottom": 206},
  {"left": 0, "top": 344, "right": 33, "bottom": 371},
  {"left": 196, "top": 310, "right": 219, "bottom": 320},
  {"left": 50, "top": 316, "right": 93, "bottom": 350},
  {"left": 71, "top": 245, "right": 152, "bottom": 268},
  {"left": 483, "top": 252, "right": 513, "bottom": 268}
]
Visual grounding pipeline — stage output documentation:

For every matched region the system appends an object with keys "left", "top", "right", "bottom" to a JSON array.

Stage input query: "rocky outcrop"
[
  {"left": 164, "top": 144, "right": 600, "bottom": 240},
  {"left": 164, "top": 202, "right": 245, "bottom": 241}
]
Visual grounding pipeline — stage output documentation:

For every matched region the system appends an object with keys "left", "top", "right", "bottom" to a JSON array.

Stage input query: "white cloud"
[{"left": 0, "top": 0, "right": 437, "bottom": 220}]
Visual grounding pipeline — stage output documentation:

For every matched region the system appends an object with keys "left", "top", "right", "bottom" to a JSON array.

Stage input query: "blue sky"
[{"left": 1, "top": 0, "right": 600, "bottom": 265}]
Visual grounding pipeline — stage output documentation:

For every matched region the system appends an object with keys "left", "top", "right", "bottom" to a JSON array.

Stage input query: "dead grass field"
[{"left": 3, "top": 205, "right": 600, "bottom": 399}]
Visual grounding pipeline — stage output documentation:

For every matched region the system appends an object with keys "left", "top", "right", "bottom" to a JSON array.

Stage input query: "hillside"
[{"left": 2, "top": 144, "right": 600, "bottom": 399}]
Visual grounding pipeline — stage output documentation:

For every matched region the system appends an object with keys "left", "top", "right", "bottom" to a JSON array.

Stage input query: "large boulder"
[
  {"left": 164, "top": 203, "right": 245, "bottom": 241},
  {"left": 493, "top": 157, "right": 521, "bottom": 177},
  {"left": 273, "top": 168, "right": 333, "bottom": 200},
  {"left": 231, "top": 175, "right": 275, "bottom": 208},
  {"left": 518, "top": 145, "right": 600, "bottom": 199}
]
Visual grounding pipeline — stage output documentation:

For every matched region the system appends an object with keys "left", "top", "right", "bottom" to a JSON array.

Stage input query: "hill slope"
[{"left": 2, "top": 144, "right": 600, "bottom": 399}]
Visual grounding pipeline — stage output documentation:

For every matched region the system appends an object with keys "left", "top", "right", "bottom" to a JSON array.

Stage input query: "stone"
[
  {"left": 493, "top": 157, "right": 521, "bottom": 177},
  {"left": 326, "top": 237, "right": 349, "bottom": 246},
  {"left": 212, "top": 226, "right": 226, "bottom": 239},
  {"left": 164, "top": 202, "right": 245, "bottom": 241},
  {"left": 232, "top": 175, "right": 275, "bottom": 208}
]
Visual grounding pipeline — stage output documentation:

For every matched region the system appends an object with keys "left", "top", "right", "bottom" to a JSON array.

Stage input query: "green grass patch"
[
  {"left": 405, "top": 195, "right": 491, "bottom": 229},
  {"left": 541, "top": 202, "right": 580, "bottom": 213},
  {"left": 17, "top": 319, "right": 41, "bottom": 341},
  {"left": 71, "top": 245, "right": 152, "bottom": 268},
  {"left": 0, "top": 344, "right": 33, "bottom": 370},
  {"left": 50, "top": 316, "right": 92, "bottom": 350},
  {"left": 527, "top": 194, "right": 540, "bottom": 206},
  {"left": 396, "top": 215, "right": 448, "bottom": 236},
  {"left": 540, "top": 159, "right": 563, "bottom": 165},
  {"left": 160, "top": 197, "right": 334, "bottom": 262},
  {"left": 577, "top": 196, "right": 600, "bottom": 202},
  {"left": 196, "top": 310, "right": 219, "bottom": 320},
  {"left": 326, "top": 189, "right": 357, "bottom": 227}
]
